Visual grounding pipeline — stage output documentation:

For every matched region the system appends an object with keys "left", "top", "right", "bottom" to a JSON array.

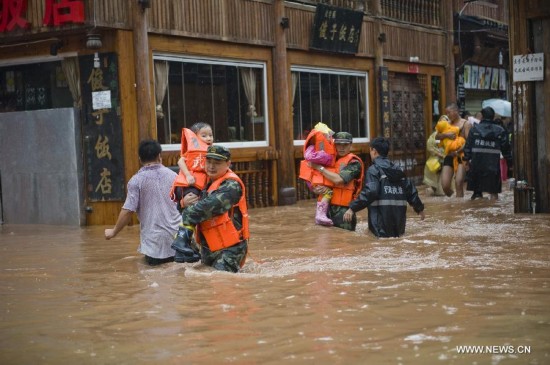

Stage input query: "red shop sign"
[{"left": 0, "top": 0, "right": 84, "bottom": 32}]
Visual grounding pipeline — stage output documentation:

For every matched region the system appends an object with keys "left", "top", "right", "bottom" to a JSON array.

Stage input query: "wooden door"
[{"left": 388, "top": 73, "right": 427, "bottom": 183}]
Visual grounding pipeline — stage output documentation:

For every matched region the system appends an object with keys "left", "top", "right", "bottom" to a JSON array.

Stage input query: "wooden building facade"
[
  {"left": 508, "top": 0, "right": 550, "bottom": 213},
  {"left": 0, "top": 0, "right": 512, "bottom": 225}
]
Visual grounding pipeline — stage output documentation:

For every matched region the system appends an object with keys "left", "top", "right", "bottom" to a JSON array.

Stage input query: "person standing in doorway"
[
  {"left": 343, "top": 137, "right": 425, "bottom": 238},
  {"left": 437, "top": 103, "right": 472, "bottom": 197},
  {"left": 105, "top": 140, "right": 180, "bottom": 266},
  {"left": 310, "top": 132, "right": 364, "bottom": 231}
]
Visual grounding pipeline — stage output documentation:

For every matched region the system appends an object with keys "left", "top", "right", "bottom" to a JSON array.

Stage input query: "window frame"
[
  {"left": 291, "top": 65, "right": 370, "bottom": 146},
  {"left": 153, "top": 54, "right": 270, "bottom": 152}
]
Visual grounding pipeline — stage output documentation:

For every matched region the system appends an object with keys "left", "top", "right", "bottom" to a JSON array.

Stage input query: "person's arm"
[
  {"left": 404, "top": 178, "right": 424, "bottom": 214},
  {"left": 310, "top": 163, "right": 345, "bottom": 185},
  {"left": 344, "top": 165, "right": 380, "bottom": 220},
  {"left": 181, "top": 179, "right": 242, "bottom": 226},
  {"left": 177, "top": 156, "right": 195, "bottom": 185},
  {"left": 105, "top": 209, "right": 133, "bottom": 239}
]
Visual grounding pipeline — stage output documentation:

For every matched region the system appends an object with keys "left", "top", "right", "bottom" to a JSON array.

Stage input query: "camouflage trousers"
[
  {"left": 328, "top": 204, "right": 356, "bottom": 231},
  {"left": 200, "top": 240, "right": 248, "bottom": 273}
]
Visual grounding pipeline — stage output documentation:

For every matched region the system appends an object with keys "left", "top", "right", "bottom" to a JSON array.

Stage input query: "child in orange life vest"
[
  {"left": 436, "top": 115, "right": 466, "bottom": 155},
  {"left": 435, "top": 115, "right": 466, "bottom": 171},
  {"left": 170, "top": 122, "right": 213, "bottom": 212},
  {"left": 299, "top": 122, "right": 336, "bottom": 226}
]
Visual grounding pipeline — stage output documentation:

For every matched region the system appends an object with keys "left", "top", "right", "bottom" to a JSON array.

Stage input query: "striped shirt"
[{"left": 123, "top": 164, "right": 180, "bottom": 259}]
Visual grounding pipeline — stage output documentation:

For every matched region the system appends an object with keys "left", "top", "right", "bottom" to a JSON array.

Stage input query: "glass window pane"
[
  {"left": 155, "top": 57, "right": 267, "bottom": 148},
  {"left": 292, "top": 68, "right": 368, "bottom": 141}
]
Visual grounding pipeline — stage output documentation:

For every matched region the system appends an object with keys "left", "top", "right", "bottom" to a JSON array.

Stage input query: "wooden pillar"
[
  {"left": 373, "top": 0, "right": 383, "bottom": 137},
  {"left": 273, "top": 0, "right": 296, "bottom": 205},
  {"left": 444, "top": 0, "right": 456, "bottom": 104},
  {"left": 132, "top": 1, "right": 153, "bottom": 141}
]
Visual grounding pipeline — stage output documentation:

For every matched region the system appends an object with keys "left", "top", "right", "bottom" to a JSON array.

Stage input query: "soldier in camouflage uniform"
[
  {"left": 311, "top": 132, "right": 364, "bottom": 231},
  {"left": 171, "top": 145, "right": 249, "bottom": 272}
]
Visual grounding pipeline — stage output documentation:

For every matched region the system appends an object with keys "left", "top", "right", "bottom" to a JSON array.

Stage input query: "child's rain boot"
[{"left": 315, "top": 201, "right": 333, "bottom": 226}]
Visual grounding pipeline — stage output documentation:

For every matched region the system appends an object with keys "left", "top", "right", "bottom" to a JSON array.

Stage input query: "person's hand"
[
  {"left": 186, "top": 174, "right": 196, "bottom": 185},
  {"left": 105, "top": 228, "right": 116, "bottom": 240},
  {"left": 447, "top": 132, "right": 457, "bottom": 140},
  {"left": 343, "top": 208, "right": 354, "bottom": 222},
  {"left": 182, "top": 192, "right": 199, "bottom": 207},
  {"left": 312, "top": 185, "right": 329, "bottom": 195},
  {"left": 418, "top": 210, "right": 425, "bottom": 220},
  {"left": 310, "top": 163, "right": 320, "bottom": 170}
]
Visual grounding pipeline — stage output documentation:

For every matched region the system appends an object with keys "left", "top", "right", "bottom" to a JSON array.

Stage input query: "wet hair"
[
  {"left": 481, "top": 107, "right": 495, "bottom": 121},
  {"left": 370, "top": 137, "right": 390, "bottom": 157},
  {"left": 190, "top": 122, "right": 212, "bottom": 134},
  {"left": 138, "top": 139, "right": 162, "bottom": 163},
  {"left": 446, "top": 102, "right": 459, "bottom": 111}
]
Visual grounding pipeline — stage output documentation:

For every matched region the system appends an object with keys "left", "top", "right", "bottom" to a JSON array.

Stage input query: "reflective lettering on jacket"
[
  {"left": 170, "top": 128, "right": 209, "bottom": 194},
  {"left": 197, "top": 171, "right": 249, "bottom": 252},
  {"left": 330, "top": 154, "right": 364, "bottom": 207},
  {"left": 298, "top": 129, "right": 336, "bottom": 185}
]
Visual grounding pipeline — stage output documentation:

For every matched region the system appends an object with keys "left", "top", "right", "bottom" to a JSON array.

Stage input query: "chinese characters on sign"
[
  {"left": 80, "top": 53, "right": 125, "bottom": 202},
  {"left": 513, "top": 53, "right": 544, "bottom": 82},
  {"left": 0, "top": 0, "right": 84, "bottom": 32},
  {"left": 379, "top": 66, "right": 391, "bottom": 139},
  {"left": 310, "top": 4, "right": 363, "bottom": 54}
]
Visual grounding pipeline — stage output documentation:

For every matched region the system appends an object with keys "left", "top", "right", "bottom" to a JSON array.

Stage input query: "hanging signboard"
[
  {"left": 379, "top": 66, "right": 391, "bottom": 139},
  {"left": 513, "top": 53, "right": 544, "bottom": 82},
  {"left": 310, "top": 4, "right": 363, "bottom": 54},
  {"left": 80, "top": 52, "right": 125, "bottom": 202}
]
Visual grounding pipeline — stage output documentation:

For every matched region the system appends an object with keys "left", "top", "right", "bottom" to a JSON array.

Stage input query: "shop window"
[
  {"left": 0, "top": 62, "right": 73, "bottom": 112},
  {"left": 291, "top": 66, "right": 369, "bottom": 144},
  {"left": 153, "top": 55, "right": 268, "bottom": 150}
]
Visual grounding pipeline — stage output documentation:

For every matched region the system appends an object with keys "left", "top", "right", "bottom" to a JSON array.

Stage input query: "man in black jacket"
[
  {"left": 463, "top": 106, "right": 511, "bottom": 200},
  {"left": 343, "top": 137, "right": 425, "bottom": 238}
]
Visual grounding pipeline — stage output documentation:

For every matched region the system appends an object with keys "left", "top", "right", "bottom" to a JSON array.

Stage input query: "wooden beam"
[
  {"left": 273, "top": 0, "right": 296, "bottom": 205},
  {"left": 132, "top": 1, "right": 153, "bottom": 141}
]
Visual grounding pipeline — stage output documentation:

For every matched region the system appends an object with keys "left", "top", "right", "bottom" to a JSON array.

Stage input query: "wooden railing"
[{"left": 381, "top": 0, "right": 442, "bottom": 27}]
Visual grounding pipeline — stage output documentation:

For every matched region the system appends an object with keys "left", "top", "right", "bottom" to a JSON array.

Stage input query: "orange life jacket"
[
  {"left": 329, "top": 153, "right": 364, "bottom": 206},
  {"left": 196, "top": 170, "right": 250, "bottom": 254},
  {"left": 170, "top": 128, "right": 209, "bottom": 197},
  {"left": 298, "top": 129, "right": 336, "bottom": 186}
]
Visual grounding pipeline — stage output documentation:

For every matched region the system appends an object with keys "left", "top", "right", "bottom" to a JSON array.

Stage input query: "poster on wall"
[
  {"left": 490, "top": 68, "right": 499, "bottom": 90},
  {"left": 478, "top": 66, "right": 486, "bottom": 90},
  {"left": 80, "top": 53, "right": 125, "bottom": 202},
  {"left": 512, "top": 53, "right": 544, "bottom": 82},
  {"left": 471, "top": 66, "right": 479, "bottom": 89},
  {"left": 499, "top": 69, "right": 507, "bottom": 90},
  {"left": 463, "top": 65, "right": 471, "bottom": 89},
  {"left": 484, "top": 67, "right": 492, "bottom": 89}
]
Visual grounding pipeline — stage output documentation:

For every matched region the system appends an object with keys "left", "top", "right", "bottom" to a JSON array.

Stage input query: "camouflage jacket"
[{"left": 181, "top": 179, "right": 244, "bottom": 231}]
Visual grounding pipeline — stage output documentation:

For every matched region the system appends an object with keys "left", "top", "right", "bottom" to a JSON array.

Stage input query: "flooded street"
[{"left": 1, "top": 188, "right": 549, "bottom": 365}]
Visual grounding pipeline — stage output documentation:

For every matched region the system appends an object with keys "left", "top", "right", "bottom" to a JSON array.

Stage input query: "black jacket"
[
  {"left": 463, "top": 119, "right": 511, "bottom": 175},
  {"left": 349, "top": 156, "right": 424, "bottom": 238}
]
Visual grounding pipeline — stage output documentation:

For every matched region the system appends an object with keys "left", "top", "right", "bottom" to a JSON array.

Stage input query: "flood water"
[{"left": 1, "top": 188, "right": 549, "bottom": 365}]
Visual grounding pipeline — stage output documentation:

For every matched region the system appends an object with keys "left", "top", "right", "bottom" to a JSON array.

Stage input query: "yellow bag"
[{"left": 426, "top": 156, "right": 442, "bottom": 173}]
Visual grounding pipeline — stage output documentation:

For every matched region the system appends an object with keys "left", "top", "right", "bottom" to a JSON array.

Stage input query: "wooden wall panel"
[
  {"left": 147, "top": 0, "right": 274, "bottom": 45},
  {"left": 381, "top": 23, "right": 446, "bottom": 64}
]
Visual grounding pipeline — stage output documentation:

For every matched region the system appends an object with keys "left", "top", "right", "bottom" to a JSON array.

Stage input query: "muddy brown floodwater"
[{"left": 1, "top": 188, "right": 549, "bottom": 365}]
